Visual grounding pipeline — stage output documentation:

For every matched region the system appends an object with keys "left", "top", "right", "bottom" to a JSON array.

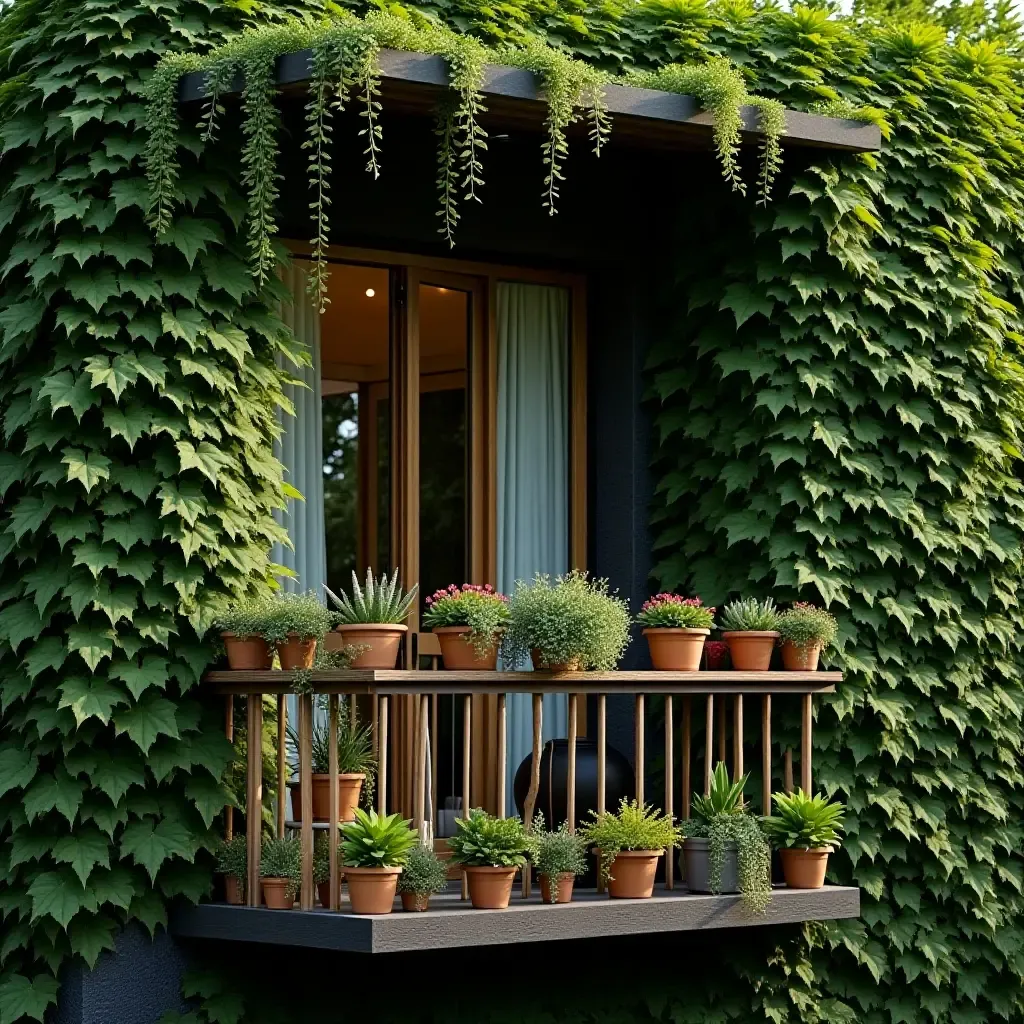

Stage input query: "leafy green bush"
[
  {"left": 718, "top": 597, "right": 781, "bottom": 632},
  {"left": 396, "top": 844, "right": 450, "bottom": 895},
  {"left": 763, "top": 790, "right": 846, "bottom": 850},
  {"left": 326, "top": 569, "right": 417, "bottom": 625},
  {"left": 502, "top": 570, "right": 631, "bottom": 670},
  {"left": 262, "top": 591, "right": 333, "bottom": 643},
  {"left": 421, "top": 583, "right": 510, "bottom": 656},
  {"left": 580, "top": 799, "right": 679, "bottom": 885},
  {"left": 447, "top": 810, "right": 535, "bottom": 867},
  {"left": 532, "top": 813, "right": 588, "bottom": 880},
  {"left": 215, "top": 836, "right": 247, "bottom": 882},
  {"left": 260, "top": 837, "right": 301, "bottom": 896},
  {"left": 637, "top": 594, "right": 716, "bottom": 629},
  {"left": 778, "top": 603, "right": 839, "bottom": 651},
  {"left": 212, "top": 596, "right": 272, "bottom": 638},
  {"left": 340, "top": 809, "right": 419, "bottom": 868}
]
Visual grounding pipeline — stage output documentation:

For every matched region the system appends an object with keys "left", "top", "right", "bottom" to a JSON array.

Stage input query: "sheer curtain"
[{"left": 497, "top": 282, "right": 570, "bottom": 814}]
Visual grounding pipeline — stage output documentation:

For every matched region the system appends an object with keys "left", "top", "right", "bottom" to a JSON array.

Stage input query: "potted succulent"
[
  {"left": 777, "top": 602, "right": 838, "bottom": 671},
  {"left": 326, "top": 569, "right": 418, "bottom": 669},
  {"left": 263, "top": 591, "right": 333, "bottom": 671},
  {"left": 214, "top": 596, "right": 272, "bottom": 670},
  {"left": 637, "top": 594, "right": 715, "bottom": 671},
  {"left": 763, "top": 789, "right": 845, "bottom": 889},
  {"left": 340, "top": 808, "right": 419, "bottom": 915},
  {"left": 680, "top": 763, "right": 772, "bottom": 914},
  {"left": 215, "top": 835, "right": 247, "bottom": 904},
  {"left": 718, "top": 597, "right": 781, "bottom": 671},
  {"left": 287, "top": 696, "right": 375, "bottom": 823},
  {"left": 260, "top": 835, "right": 300, "bottom": 910},
  {"left": 532, "top": 813, "right": 588, "bottom": 904},
  {"left": 581, "top": 799, "right": 679, "bottom": 899},
  {"left": 447, "top": 809, "right": 536, "bottom": 909},
  {"left": 422, "top": 583, "right": 510, "bottom": 670},
  {"left": 502, "top": 570, "right": 631, "bottom": 672},
  {"left": 396, "top": 843, "right": 449, "bottom": 911}
]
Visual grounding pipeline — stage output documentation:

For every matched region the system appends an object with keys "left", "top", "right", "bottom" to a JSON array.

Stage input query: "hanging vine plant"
[{"left": 143, "top": 12, "right": 788, "bottom": 304}]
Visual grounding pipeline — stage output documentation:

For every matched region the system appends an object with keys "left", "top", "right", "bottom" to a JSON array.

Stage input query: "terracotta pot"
[
  {"left": 221, "top": 633, "right": 272, "bottom": 671},
  {"left": 261, "top": 877, "right": 293, "bottom": 910},
  {"left": 464, "top": 865, "right": 518, "bottom": 909},
  {"left": 288, "top": 774, "right": 365, "bottom": 823},
  {"left": 721, "top": 631, "right": 779, "bottom": 671},
  {"left": 434, "top": 626, "right": 499, "bottom": 671},
  {"left": 317, "top": 881, "right": 332, "bottom": 908},
  {"left": 335, "top": 624, "right": 407, "bottom": 669},
  {"left": 780, "top": 847, "right": 830, "bottom": 889},
  {"left": 223, "top": 875, "right": 243, "bottom": 905},
  {"left": 643, "top": 628, "right": 709, "bottom": 671},
  {"left": 276, "top": 634, "right": 317, "bottom": 671},
  {"left": 607, "top": 850, "right": 663, "bottom": 899},
  {"left": 401, "top": 891, "right": 431, "bottom": 912},
  {"left": 530, "top": 650, "right": 583, "bottom": 673},
  {"left": 782, "top": 641, "right": 821, "bottom": 671},
  {"left": 344, "top": 866, "right": 401, "bottom": 914},
  {"left": 539, "top": 872, "right": 575, "bottom": 904}
]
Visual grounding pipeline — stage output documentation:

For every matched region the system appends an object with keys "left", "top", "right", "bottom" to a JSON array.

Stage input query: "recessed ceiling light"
[{"left": 365, "top": 288, "right": 375, "bottom": 298}]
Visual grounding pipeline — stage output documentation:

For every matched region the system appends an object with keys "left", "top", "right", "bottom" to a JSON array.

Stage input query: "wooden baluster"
[
  {"left": 634, "top": 694, "right": 645, "bottom": 806},
  {"left": 801, "top": 694, "right": 813, "bottom": 794},
  {"left": 431, "top": 693, "right": 439, "bottom": 829},
  {"left": 224, "top": 695, "right": 234, "bottom": 841},
  {"left": 378, "top": 696, "right": 389, "bottom": 814},
  {"left": 415, "top": 693, "right": 428, "bottom": 835},
  {"left": 461, "top": 694, "right": 471, "bottom": 901},
  {"left": 665, "top": 694, "right": 674, "bottom": 890},
  {"left": 761, "top": 696, "right": 772, "bottom": 815},
  {"left": 328, "top": 694, "right": 339, "bottom": 911},
  {"left": 522, "top": 694, "right": 543, "bottom": 898},
  {"left": 597, "top": 693, "right": 607, "bottom": 894},
  {"left": 497, "top": 693, "right": 507, "bottom": 819},
  {"left": 299, "top": 693, "right": 314, "bottom": 911},
  {"left": 704, "top": 695, "right": 714, "bottom": 796},
  {"left": 371, "top": 694, "right": 379, "bottom": 761},
  {"left": 733, "top": 695, "right": 744, "bottom": 780},
  {"left": 784, "top": 748, "right": 794, "bottom": 794},
  {"left": 681, "top": 696, "right": 691, "bottom": 820},
  {"left": 567, "top": 693, "right": 578, "bottom": 832},
  {"left": 276, "top": 694, "right": 286, "bottom": 839},
  {"left": 717, "top": 697, "right": 727, "bottom": 772},
  {"left": 245, "top": 695, "right": 262, "bottom": 907}
]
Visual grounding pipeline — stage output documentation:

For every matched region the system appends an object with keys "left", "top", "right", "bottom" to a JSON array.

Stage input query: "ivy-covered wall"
[{"left": 2, "top": 2, "right": 1024, "bottom": 1024}]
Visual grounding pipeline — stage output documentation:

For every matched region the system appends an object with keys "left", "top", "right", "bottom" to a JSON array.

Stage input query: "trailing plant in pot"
[
  {"left": 447, "top": 810, "right": 537, "bottom": 909},
  {"left": 580, "top": 799, "right": 679, "bottom": 899},
  {"left": 260, "top": 836, "right": 301, "bottom": 910},
  {"left": 422, "top": 583, "right": 510, "bottom": 670},
  {"left": 502, "top": 570, "right": 631, "bottom": 672},
  {"left": 263, "top": 591, "right": 333, "bottom": 671},
  {"left": 680, "top": 763, "right": 772, "bottom": 914},
  {"left": 777, "top": 603, "right": 838, "bottom": 671},
  {"left": 340, "top": 808, "right": 419, "bottom": 914},
  {"left": 326, "top": 569, "right": 418, "bottom": 669},
  {"left": 763, "top": 789, "right": 845, "bottom": 889},
  {"left": 718, "top": 597, "right": 781, "bottom": 671},
  {"left": 396, "top": 843, "right": 450, "bottom": 911},
  {"left": 287, "top": 695, "right": 376, "bottom": 823},
  {"left": 215, "top": 835, "right": 247, "bottom": 905},
  {"left": 213, "top": 596, "right": 273, "bottom": 670},
  {"left": 637, "top": 594, "right": 715, "bottom": 671},
  {"left": 532, "top": 813, "right": 588, "bottom": 904}
]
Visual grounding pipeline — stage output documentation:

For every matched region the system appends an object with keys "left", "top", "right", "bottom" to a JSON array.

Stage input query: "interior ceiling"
[{"left": 320, "top": 263, "right": 468, "bottom": 384}]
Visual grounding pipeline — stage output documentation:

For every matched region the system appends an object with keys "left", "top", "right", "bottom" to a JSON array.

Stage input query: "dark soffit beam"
[{"left": 178, "top": 48, "right": 882, "bottom": 154}]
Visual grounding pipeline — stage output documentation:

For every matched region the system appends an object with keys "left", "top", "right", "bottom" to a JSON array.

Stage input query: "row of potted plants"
[
  {"left": 216, "top": 570, "right": 838, "bottom": 675},
  {"left": 216, "top": 767, "right": 845, "bottom": 914}
]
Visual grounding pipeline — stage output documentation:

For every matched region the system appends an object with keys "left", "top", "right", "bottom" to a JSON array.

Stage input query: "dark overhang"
[{"left": 178, "top": 48, "right": 882, "bottom": 154}]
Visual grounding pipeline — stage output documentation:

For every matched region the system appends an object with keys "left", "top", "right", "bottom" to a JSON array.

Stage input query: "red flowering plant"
[
  {"left": 636, "top": 594, "right": 716, "bottom": 630},
  {"left": 421, "top": 584, "right": 510, "bottom": 657}
]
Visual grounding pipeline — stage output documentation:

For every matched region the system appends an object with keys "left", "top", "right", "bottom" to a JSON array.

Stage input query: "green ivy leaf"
[
  {"left": 67, "top": 912, "right": 118, "bottom": 969},
  {"left": 53, "top": 827, "right": 112, "bottom": 886},
  {"left": 23, "top": 769, "right": 85, "bottom": 825},
  {"left": 160, "top": 217, "right": 223, "bottom": 267},
  {"left": 90, "top": 752, "right": 147, "bottom": 804},
  {"left": 114, "top": 692, "right": 180, "bottom": 754},
  {"left": 58, "top": 674, "right": 125, "bottom": 725},
  {"left": 0, "top": 747, "right": 38, "bottom": 797},
  {"left": 27, "top": 870, "right": 86, "bottom": 928},
  {"left": 0, "top": 974, "right": 60, "bottom": 1024},
  {"left": 66, "top": 622, "right": 116, "bottom": 671},
  {"left": 39, "top": 370, "right": 100, "bottom": 421},
  {"left": 62, "top": 447, "right": 111, "bottom": 493},
  {"left": 119, "top": 816, "right": 194, "bottom": 881},
  {"left": 111, "top": 655, "right": 169, "bottom": 700}
]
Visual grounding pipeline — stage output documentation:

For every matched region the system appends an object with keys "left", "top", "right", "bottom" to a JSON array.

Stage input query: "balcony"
[{"left": 171, "top": 668, "right": 859, "bottom": 952}]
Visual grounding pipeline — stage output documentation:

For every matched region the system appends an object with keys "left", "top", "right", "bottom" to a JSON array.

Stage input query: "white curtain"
[{"left": 497, "top": 282, "right": 571, "bottom": 815}]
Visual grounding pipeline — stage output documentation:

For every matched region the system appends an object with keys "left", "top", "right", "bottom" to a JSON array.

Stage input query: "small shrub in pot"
[
  {"left": 447, "top": 810, "right": 536, "bottom": 909},
  {"left": 422, "top": 583, "right": 510, "bottom": 670},
  {"left": 215, "top": 834, "right": 247, "bottom": 904},
  {"left": 637, "top": 594, "right": 715, "bottom": 671},
  {"left": 260, "top": 835, "right": 300, "bottom": 909},
  {"left": 532, "top": 813, "right": 588, "bottom": 903},
  {"left": 718, "top": 597, "right": 781, "bottom": 671},
  {"left": 396, "top": 843, "right": 450, "bottom": 911},
  {"left": 326, "top": 569, "right": 418, "bottom": 669},
  {"left": 763, "top": 788, "right": 845, "bottom": 889},
  {"left": 213, "top": 596, "right": 273, "bottom": 670},
  {"left": 777, "top": 603, "right": 838, "bottom": 671},
  {"left": 340, "top": 808, "right": 419, "bottom": 914},
  {"left": 262, "top": 591, "right": 333, "bottom": 671}
]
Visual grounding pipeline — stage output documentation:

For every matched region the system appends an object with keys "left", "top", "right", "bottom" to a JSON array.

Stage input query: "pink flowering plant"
[
  {"left": 636, "top": 594, "right": 716, "bottom": 630},
  {"left": 422, "top": 584, "right": 510, "bottom": 657}
]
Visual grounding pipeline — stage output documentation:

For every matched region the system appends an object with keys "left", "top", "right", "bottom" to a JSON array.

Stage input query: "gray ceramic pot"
[{"left": 682, "top": 837, "right": 739, "bottom": 894}]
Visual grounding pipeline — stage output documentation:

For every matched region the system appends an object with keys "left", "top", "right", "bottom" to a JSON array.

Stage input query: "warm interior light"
[{"left": 365, "top": 288, "right": 375, "bottom": 298}]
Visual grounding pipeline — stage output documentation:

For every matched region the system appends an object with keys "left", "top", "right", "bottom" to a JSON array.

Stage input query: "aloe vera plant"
[{"left": 325, "top": 569, "right": 418, "bottom": 625}]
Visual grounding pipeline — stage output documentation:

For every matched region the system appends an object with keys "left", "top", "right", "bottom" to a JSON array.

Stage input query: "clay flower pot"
[
  {"left": 539, "top": 872, "right": 575, "bottom": 904},
  {"left": 335, "top": 624, "right": 408, "bottom": 669},
  {"left": 780, "top": 848, "right": 830, "bottom": 889},
  {"left": 434, "top": 626, "right": 499, "bottom": 670},
  {"left": 223, "top": 875, "right": 243, "bottom": 905},
  {"left": 530, "top": 650, "right": 583, "bottom": 673},
  {"left": 464, "top": 865, "right": 518, "bottom": 909},
  {"left": 344, "top": 866, "right": 401, "bottom": 914},
  {"left": 276, "top": 634, "right": 317, "bottom": 671},
  {"left": 401, "top": 891, "right": 431, "bottom": 912},
  {"left": 289, "top": 774, "right": 365, "bottom": 823},
  {"left": 607, "top": 850, "right": 663, "bottom": 899},
  {"left": 222, "top": 633, "right": 272, "bottom": 671},
  {"left": 721, "top": 631, "right": 779, "bottom": 671},
  {"left": 782, "top": 642, "right": 821, "bottom": 671},
  {"left": 317, "top": 881, "right": 332, "bottom": 908},
  {"left": 261, "top": 877, "right": 293, "bottom": 910},
  {"left": 643, "top": 628, "right": 709, "bottom": 671}
]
